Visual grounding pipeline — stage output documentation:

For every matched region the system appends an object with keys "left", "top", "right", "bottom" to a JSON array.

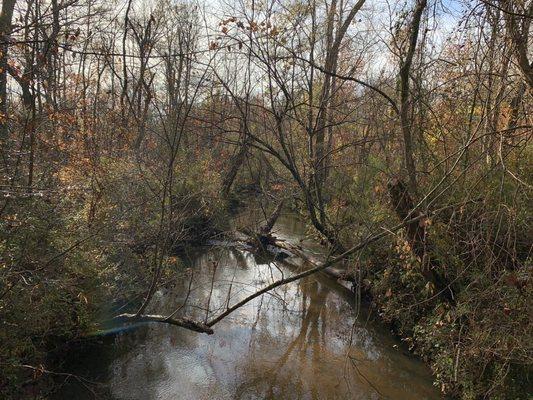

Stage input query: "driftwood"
[
  {"left": 240, "top": 201, "right": 287, "bottom": 252},
  {"left": 244, "top": 202, "right": 357, "bottom": 284}
]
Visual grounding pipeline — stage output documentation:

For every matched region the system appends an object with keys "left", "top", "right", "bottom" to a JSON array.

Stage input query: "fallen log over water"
[
  {"left": 238, "top": 203, "right": 357, "bottom": 285},
  {"left": 115, "top": 204, "right": 454, "bottom": 335},
  {"left": 269, "top": 238, "right": 357, "bottom": 285},
  {"left": 114, "top": 313, "right": 214, "bottom": 334}
]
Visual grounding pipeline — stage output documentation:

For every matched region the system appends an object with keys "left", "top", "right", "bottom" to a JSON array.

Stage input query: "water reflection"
[
  {"left": 232, "top": 277, "right": 330, "bottom": 399},
  {"left": 54, "top": 216, "right": 442, "bottom": 400}
]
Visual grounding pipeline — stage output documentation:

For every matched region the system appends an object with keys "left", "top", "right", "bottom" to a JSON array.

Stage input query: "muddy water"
[{"left": 55, "top": 214, "right": 442, "bottom": 400}]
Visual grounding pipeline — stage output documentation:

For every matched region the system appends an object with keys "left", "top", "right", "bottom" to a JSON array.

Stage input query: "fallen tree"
[
  {"left": 246, "top": 202, "right": 357, "bottom": 284},
  {"left": 113, "top": 313, "right": 214, "bottom": 334},
  {"left": 114, "top": 203, "right": 453, "bottom": 334}
]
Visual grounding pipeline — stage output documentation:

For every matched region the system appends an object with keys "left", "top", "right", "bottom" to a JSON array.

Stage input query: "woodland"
[{"left": 0, "top": 0, "right": 531, "bottom": 398}]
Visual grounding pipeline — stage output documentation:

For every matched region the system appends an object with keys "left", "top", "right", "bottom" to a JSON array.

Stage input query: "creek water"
[{"left": 53, "top": 213, "right": 442, "bottom": 400}]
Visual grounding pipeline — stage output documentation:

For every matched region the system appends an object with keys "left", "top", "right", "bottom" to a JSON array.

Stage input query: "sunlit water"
[{"left": 53, "top": 214, "right": 442, "bottom": 400}]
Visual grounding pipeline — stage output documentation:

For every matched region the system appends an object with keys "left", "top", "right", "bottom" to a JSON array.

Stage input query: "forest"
[{"left": 0, "top": 0, "right": 531, "bottom": 398}]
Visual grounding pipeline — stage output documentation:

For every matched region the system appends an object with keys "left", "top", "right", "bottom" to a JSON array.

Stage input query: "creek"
[{"left": 53, "top": 213, "right": 442, "bottom": 400}]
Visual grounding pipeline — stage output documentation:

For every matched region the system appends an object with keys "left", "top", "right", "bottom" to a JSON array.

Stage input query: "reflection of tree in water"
[
  {"left": 230, "top": 248, "right": 255, "bottom": 270},
  {"left": 234, "top": 276, "right": 332, "bottom": 400}
]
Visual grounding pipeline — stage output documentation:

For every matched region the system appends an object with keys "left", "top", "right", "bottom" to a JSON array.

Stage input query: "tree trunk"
[
  {"left": 0, "top": 0, "right": 16, "bottom": 141},
  {"left": 388, "top": 179, "right": 452, "bottom": 299},
  {"left": 222, "top": 133, "right": 249, "bottom": 196},
  {"left": 501, "top": 0, "right": 533, "bottom": 91},
  {"left": 399, "top": 0, "right": 427, "bottom": 195}
]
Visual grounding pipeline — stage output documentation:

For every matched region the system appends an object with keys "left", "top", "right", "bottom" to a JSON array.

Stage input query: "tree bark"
[{"left": 0, "top": 0, "right": 16, "bottom": 141}]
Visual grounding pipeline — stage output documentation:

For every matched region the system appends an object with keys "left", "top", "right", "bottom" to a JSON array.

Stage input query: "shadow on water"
[{"left": 52, "top": 213, "right": 443, "bottom": 400}]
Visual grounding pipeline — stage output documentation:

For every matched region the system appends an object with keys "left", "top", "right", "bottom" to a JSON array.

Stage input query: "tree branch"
[{"left": 114, "top": 313, "right": 214, "bottom": 334}]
